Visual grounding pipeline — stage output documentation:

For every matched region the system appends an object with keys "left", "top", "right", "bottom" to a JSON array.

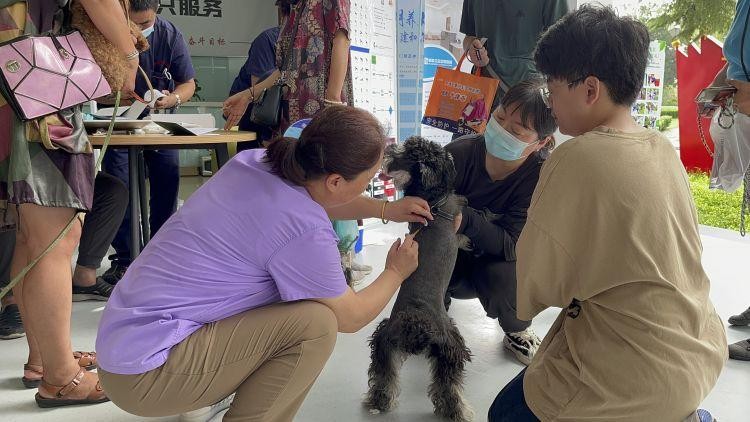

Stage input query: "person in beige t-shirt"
[{"left": 488, "top": 6, "right": 727, "bottom": 422}]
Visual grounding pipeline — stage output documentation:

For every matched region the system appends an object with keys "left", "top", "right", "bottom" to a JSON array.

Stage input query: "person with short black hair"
[{"left": 488, "top": 6, "right": 726, "bottom": 422}]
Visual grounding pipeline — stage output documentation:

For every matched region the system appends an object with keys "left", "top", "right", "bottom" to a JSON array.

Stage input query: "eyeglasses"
[{"left": 540, "top": 76, "right": 589, "bottom": 108}]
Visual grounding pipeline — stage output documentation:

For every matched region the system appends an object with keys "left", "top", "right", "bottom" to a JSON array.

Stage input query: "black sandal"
[{"left": 72, "top": 278, "right": 115, "bottom": 302}]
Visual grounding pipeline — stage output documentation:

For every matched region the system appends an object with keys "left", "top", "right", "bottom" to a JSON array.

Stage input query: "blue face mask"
[
  {"left": 142, "top": 24, "right": 155, "bottom": 38},
  {"left": 484, "top": 117, "right": 538, "bottom": 161}
]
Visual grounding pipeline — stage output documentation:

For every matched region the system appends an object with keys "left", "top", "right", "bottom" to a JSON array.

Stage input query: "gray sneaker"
[
  {"left": 728, "top": 307, "right": 750, "bottom": 326},
  {"left": 728, "top": 339, "right": 750, "bottom": 361}
]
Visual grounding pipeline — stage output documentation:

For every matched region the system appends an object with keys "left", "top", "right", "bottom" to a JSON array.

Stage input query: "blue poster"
[
  {"left": 423, "top": 45, "right": 458, "bottom": 82},
  {"left": 396, "top": 0, "right": 426, "bottom": 141}
]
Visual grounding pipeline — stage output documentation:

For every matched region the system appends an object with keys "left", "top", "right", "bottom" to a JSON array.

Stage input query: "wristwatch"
[{"left": 174, "top": 93, "right": 182, "bottom": 108}]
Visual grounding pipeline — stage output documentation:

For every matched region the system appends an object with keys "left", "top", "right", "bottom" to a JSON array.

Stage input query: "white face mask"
[{"left": 142, "top": 24, "right": 155, "bottom": 38}]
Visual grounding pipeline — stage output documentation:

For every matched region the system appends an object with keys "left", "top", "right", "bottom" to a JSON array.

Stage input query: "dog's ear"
[{"left": 420, "top": 162, "right": 439, "bottom": 189}]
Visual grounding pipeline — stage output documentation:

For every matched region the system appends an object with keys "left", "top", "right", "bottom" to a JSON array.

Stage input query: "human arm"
[
  {"left": 324, "top": 0, "right": 351, "bottom": 103},
  {"left": 153, "top": 30, "right": 195, "bottom": 109},
  {"left": 154, "top": 79, "right": 195, "bottom": 109},
  {"left": 458, "top": 204, "right": 526, "bottom": 260},
  {"left": 326, "top": 195, "right": 433, "bottom": 224},
  {"left": 78, "top": 0, "right": 138, "bottom": 95},
  {"left": 313, "top": 235, "right": 418, "bottom": 333},
  {"left": 728, "top": 78, "right": 750, "bottom": 115},
  {"left": 460, "top": 1, "right": 489, "bottom": 67},
  {"left": 515, "top": 219, "right": 576, "bottom": 320},
  {"left": 223, "top": 69, "right": 282, "bottom": 130},
  {"left": 326, "top": 30, "right": 350, "bottom": 103}
]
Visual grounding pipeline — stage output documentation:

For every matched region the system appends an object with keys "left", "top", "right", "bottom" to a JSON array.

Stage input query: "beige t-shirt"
[{"left": 517, "top": 127, "right": 727, "bottom": 421}]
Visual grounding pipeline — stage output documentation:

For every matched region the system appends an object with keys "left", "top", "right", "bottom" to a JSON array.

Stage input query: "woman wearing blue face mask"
[{"left": 445, "top": 78, "right": 557, "bottom": 366}]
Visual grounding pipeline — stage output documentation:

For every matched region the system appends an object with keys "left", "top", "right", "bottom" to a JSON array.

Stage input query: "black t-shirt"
[{"left": 446, "top": 135, "right": 543, "bottom": 261}]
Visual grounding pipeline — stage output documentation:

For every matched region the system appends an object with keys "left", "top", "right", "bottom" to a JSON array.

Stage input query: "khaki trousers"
[{"left": 99, "top": 301, "right": 338, "bottom": 422}]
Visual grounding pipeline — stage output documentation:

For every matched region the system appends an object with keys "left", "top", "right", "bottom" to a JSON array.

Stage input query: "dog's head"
[{"left": 382, "top": 136, "right": 456, "bottom": 201}]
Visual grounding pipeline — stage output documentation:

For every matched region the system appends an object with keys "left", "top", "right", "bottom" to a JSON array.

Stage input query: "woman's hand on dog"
[
  {"left": 384, "top": 234, "right": 419, "bottom": 281},
  {"left": 386, "top": 197, "right": 433, "bottom": 225}
]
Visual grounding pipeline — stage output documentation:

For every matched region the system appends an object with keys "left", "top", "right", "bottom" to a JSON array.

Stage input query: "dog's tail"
[{"left": 389, "top": 309, "right": 438, "bottom": 354}]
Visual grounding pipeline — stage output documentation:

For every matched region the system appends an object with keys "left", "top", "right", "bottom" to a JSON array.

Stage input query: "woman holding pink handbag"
[{"left": 0, "top": 0, "right": 137, "bottom": 408}]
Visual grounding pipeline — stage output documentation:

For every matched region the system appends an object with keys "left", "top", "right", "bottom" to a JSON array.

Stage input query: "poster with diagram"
[
  {"left": 632, "top": 41, "right": 666, "bottom": 129},
  {"left": 371, "top": 1, "right": 398, "bottom": 139},
  {"left": 350, "top": 0, "right": 397, "bottom": 139},
  {"left": 350, "top": 0, "right": 398, "bottom": 201}
]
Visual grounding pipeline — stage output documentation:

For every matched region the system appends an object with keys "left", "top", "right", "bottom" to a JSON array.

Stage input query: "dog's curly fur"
[
  {"left": 70, "top": 0, "right": 149, "bottom": 92},
  {"left": 364, "top": 137, "right": 473, "bottom": 422}
]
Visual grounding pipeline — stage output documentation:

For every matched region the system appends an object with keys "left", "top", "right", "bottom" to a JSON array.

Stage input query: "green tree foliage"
[{"left": 646, "top": 0, "right": 737, "bottom": 43}]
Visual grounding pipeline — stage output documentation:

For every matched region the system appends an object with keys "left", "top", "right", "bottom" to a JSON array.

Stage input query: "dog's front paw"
[
  {"left": 456, "top": 234, "right": 473, "bottom": 251},
  {"left": 432, "top": 389, "right": 474, "bottom": 422},
  {"left": 435, "top": 402, "right": 474, "bottom": 422},
  {"left": 363, "top": 389, "right": 398, "bottom": 413}
]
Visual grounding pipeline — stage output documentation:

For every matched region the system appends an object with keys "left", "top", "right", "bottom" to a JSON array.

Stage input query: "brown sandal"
[
  {"left": 73, "top": 351, "right": 98, "bottom": 370},
  {"left": 35, "top": 368, "right": 109, "bottom": 408},
  {"left": 22, "top": 351, "right": 98, "bottom": 389},
  {"left": 22, "top": 363, "right": 44, "bottom": 389}
]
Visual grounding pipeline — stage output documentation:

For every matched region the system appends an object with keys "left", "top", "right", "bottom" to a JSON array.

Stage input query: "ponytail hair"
[
  {"left": 264, "top": 137, "right": 307, "bottom": 185},
  {"left": 265, "top": 106, "right": 385, "bottom": 185}
]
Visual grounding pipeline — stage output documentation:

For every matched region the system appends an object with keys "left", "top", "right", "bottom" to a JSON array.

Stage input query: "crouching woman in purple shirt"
[{"left": 94, "top": 106, "right": 431, "bottom": 421}]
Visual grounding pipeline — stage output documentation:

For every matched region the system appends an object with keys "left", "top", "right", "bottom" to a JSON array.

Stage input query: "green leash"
[{"left": 0, "top": 91, "right": 121, "bottom": 299}]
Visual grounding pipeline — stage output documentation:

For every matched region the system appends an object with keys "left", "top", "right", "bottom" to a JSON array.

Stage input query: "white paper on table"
[
  {"left": 183, "top": 127, "right": 218, "bottom": 136},
  {"left": 151, "top": 120, "right": 217, "bottom": 136}
]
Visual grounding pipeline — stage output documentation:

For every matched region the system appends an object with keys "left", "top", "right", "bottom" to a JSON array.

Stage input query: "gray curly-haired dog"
[{"left": 364, "top": 137, "right": 473, "bottom": 421}]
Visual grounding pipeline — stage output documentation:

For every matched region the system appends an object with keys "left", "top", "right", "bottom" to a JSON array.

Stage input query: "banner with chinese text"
[{"left": 156, "top": 0, "right": 277, "bottom": 56}]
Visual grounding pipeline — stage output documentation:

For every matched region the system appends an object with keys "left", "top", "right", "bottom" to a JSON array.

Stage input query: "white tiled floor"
[{"left": 1, "top": 222, "right": 749, "bottom": 421}]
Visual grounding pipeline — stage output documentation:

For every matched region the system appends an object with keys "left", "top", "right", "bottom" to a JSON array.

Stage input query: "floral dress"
[
  {"left": 0, "top": 0, "right": 94, "bottom": 229},
  {"left": 275, "top": 0, "right": 354, "bottom": 134}
]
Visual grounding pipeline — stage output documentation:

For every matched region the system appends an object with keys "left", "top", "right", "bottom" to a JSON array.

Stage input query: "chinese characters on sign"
[
  {"left": 396, "top": 0, "right": 426, "bottom": 141},
  {"left": 158, "top": 0, "right": 223, "bottom": 17},
  {"left": 187, "top": 36, "right": 226, "bottom": 47},
  {"left": 155, "top": 0, "right": 277, "bottom": 57}
]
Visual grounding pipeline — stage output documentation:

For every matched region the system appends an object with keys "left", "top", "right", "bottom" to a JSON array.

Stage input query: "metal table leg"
[
  {"left": 137, "top": 151, "right": 150, "bottom": 244},
  {"left": 215, "top": 144, "right": 230, "bottom": 169},
  {"left": 128, "top": 147, "right": 141, "bottom": 260}
]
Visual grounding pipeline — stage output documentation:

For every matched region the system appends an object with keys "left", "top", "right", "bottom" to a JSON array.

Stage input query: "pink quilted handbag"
[{"left": 0, "top": 30, "right": 111, "bottom": 121}]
